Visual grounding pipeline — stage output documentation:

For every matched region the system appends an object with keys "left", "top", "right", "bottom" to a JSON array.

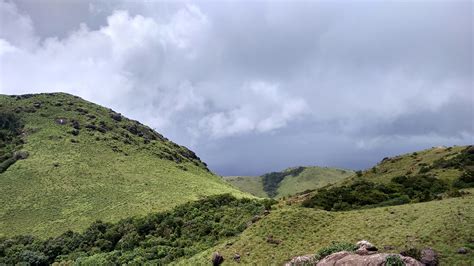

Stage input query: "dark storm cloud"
[{"left": 0, "top": 0, "right": 472, "bottom": 175}]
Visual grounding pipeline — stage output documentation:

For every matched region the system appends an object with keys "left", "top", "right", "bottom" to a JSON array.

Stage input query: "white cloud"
[
  {"left": 199, "top": 81, "right": 308, "bottom": 138},
  {"left": 0, "top": 0, "right": 471, "bottom": 174}
]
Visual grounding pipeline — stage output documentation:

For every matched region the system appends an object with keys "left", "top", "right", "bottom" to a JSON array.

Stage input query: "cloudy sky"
[{"left": 0, "top": 0, "right": 472, "bottom": 176}]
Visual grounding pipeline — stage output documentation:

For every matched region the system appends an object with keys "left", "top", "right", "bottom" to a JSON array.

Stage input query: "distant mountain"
[
  {"left": 224, "top": 166, "right": 354, "bottom": 198},
  {"left": 0, "top": 93, "right": 249, "bottom": 237}
]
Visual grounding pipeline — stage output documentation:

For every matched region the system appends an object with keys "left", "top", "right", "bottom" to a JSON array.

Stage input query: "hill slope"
[
  {"left": 177, "top": 189, "right": 474, "bottom": 265},
  {"left": 225, "top": 166, "right": 353, "bottom": 198},
  {"left": 0, "top": 93, "right": 249, "bottom": 238},
  {"left": 301, "top": 145, "right": 473, "bottom": 211}
]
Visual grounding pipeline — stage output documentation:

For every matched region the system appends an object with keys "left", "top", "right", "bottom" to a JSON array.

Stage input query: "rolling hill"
[
  {"left": 0, "top": 93, "right": 249, "bottom": 238},
  {"left": 176, "top": 189, "right": 474, "bottom": 265},
  {"left": 224, "top": 166, "right": 354, "bottom": 198}
]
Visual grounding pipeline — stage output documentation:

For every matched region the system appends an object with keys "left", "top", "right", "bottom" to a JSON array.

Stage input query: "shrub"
[
  {"left": 303, "top": 175, "right": 450, "bottom": 211},
  {"left": 0, "top": 194, "right": 267, "bottom": 264},
  {"left": 385, "top": 255, "right": 404, "bottom": 266}
]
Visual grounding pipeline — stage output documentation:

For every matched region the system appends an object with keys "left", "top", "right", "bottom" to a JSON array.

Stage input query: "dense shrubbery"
[
  {"left": 302, "top": 175, "right": 451, "bottom": 211},
  {"left": 262, "top": 167, "right": 305, "bottom": 197},
  {"left": 0, "top": 112, "right": 24, "bottom": 173},
  {"left": 0, "top": 194, "right": 273, "bottom": 265}
]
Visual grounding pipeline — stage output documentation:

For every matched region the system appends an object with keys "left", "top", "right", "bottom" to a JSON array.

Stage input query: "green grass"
[
  {"left": 223, "top": 176, "right": 268, "bottom": 198},
  {"left": 224, "top": 167, "right": 353, "bottom": 199},
  {"left": 276, "top": 167, "right": 353, "bottom": 198},
  {"left": 177, "top": 189, "right": 474, "bottom": 265},
  {"left": 0, "top": 93, "right": 250, "bottom": 238},
  {"left": 348, "top": 146, "right": 467, "bottom": 185}
]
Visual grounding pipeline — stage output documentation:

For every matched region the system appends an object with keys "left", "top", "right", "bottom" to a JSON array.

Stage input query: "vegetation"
[
  {"left": 0, "top": 194, "right": 273, "bottom": 265},
  {"left": 302, "top": 174, "right": 455, "bottom": 211},
  {"left": 177, "top": 190, "right": 474, "bottom": 265},
  {"left": 0, "top": 112, "right": 24, "bottom": 173},
  {"left": 225, "top": 166, "right": 353, "bottom": 199},
  {"left": 262, "top": 167, "right": 305, "bottom": 197},
  {"left": 385, "top": 255, "right": 404, "bottom": 266},
  {"left": 223, "top": 176, "right": 268, "bottom": 198},
  {"left": 314, "top": 242, "right": 357, "bottom": 260},
  {"left": 344, "top": 146, "right": 470, "bottom": 186},
  {"left": 0, "top": 93, "right": 250, "bottom": 238}
]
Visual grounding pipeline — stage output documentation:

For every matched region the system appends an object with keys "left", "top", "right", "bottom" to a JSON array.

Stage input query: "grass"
[
  {"left": 223, "top": 176, "right": 268, "bottom": 198},
  {"left": 0, "top": 93, "right": 250, "bottom": 238},
  {"left": 276, "top": 167, "right": 353, "bottom": 198},
  {"left": 176, "top": 189, "right": 474, "bottom": 265},
  {"left": 224, "top": 167, "right": 353, "bottom": 199},
  {"left": 348, "top": 146, "right": 467, "bottom": 185}
]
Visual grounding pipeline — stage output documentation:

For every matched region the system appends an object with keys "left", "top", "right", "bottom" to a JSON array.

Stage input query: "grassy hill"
[
  {"left": 176, "top": 190, "right": 474, "bottom": 265},
  {"left": 301, "top": 145, "right": 473, "bottom": 211},
  {"left": 0, "top": 93, "right": 249, "bottom": 238},
  {"left": 348, "top": 145, "right": 470, "bottom": 185},
  {"left": 223, "top": 176, "right": 268, "bottom": 198},
  {"left": 224, "top": 166, "right": 353, "bottom": 198}
]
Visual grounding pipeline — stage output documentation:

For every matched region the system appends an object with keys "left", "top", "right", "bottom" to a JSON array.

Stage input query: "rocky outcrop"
[
  {"left": 285, "top": 240, "right": 425, "bottom": 266},
  {"left": 317, "top": 251, "right": 422, "bottom": 266},
  {"left": 286, "top": 254, "right": 319, "bottom": 265}
]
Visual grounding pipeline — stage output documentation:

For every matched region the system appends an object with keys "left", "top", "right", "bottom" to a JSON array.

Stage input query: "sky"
[{"left": 0, "top": 0, "right": 472, "bottom": 176}]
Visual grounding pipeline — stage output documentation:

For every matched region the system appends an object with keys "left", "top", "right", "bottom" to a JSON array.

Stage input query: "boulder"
[
  {"left": 233, "top": 253, "right": 241, "bottom": 263},
  {"left": 55, "top": 118, "right": 67, "bottom": 125},
  {"left": 316, "top": 252, "right": 422, "bottom": 266},
  {"left": 285, "top": 254, "right": 318, "bottom": 266},
  {"left": 356, "top": 240, "right": 378, "bottom": 251},
  {"left": 420, "top": 248, "right": 438, "bottom": 266},
  {"left": 457, "top": 247, "right": 468, "bottom": 254},
  {"left": 211, "top": 252, "right": 224, "bottom": 266},
  {"left": 14, "top": 151, "right": 29, "bottom": 160}
]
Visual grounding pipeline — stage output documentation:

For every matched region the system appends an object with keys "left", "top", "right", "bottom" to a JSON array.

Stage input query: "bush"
[
  {"left": 385, "top": 255, "right": 404, "bottom": 266},
  {"left": 315, "top": 242, "right": 357, "bottom": 260},
  {"left": 303, "top": 175, "right": 450, "bottom": 211},
  {"left": 0, "top": 194, "right": 267, "bottom": 265}
]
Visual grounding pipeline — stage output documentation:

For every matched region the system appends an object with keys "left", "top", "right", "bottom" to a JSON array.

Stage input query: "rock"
[
  {"left": 457, "top": 247, "right": 468, "bottom": 254},
  {"left": 356, "top": 240, "right": 378, "bottom": 251},
  {"left": 285, "top": 254, "right": 318, "bottom": 266},
  {"left": 420, "top": 248, "right": 438, "bottom": 266},
  {"left": 251, "top": 215, "right": 261, "bottom": 223},
  {"left": 14, "top": 151, "right": 29, "bottom": 160},
  {"left": 266, "top": 235, "right": 282, "bottom": 245},
  {"left": 33, "top": 102, "right": 42, "bottom": 108},
  {"left": 211, "top": 252, "right": 224, "bottom": 266},
  {"left": 245, "top": 252, "right": 250, "bottom": 256},
  {"left": 355, "top": 249, "right": 377, "bottom": 255},
  {"left": 233, "top": 253, "right": 241, "bottom": 262},
  {"left": 316, "top": 252, "right": 422, "bottom": 266},
  {"left": 263, "top": 210, "right": 270, "bottom": 215},
  {"left": 110, "top": 113, "right": 123, "bottom": 122},
  {"left": 71, "top": 120, "right": 81, "bottom": 130}
]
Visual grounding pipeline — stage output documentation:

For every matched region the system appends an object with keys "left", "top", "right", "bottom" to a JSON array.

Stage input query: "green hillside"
[
  {"left": 0, "top": 93, "right": 249, "bottom": 238},
  {"left": 348, "top": 145, "right": 470, "bottom": 185},
  {"left": 302, "top": 145, "right": 473, "bottom": 211},
  {"left": 177, "top": 190, "right": 474, "bottom": 265},
  {"left": 224, "top": 166, "right": 353, "bottom": 198},
  {"left": 223, "top": 176, "right": 268, "bottom": 198}
]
